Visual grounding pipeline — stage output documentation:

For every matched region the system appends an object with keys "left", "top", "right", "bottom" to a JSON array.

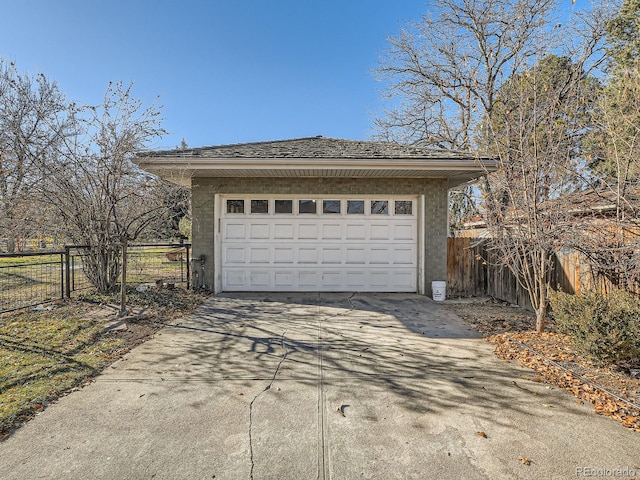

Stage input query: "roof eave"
[
  {"left": 134, "top": 156, "right": 496, "bottom": 189},
  {"left": 135, "top": 155, "right": 493, "bottom": 167}
]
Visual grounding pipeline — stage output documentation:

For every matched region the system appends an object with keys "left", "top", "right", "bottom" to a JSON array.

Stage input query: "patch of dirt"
[
  {"left": 102, "top": 315, "right": 167, "bottom": 354},
  {"left": 78, "top": 287, "right": 211, "bottom": 358},
  {"left": 445, "top": 298, "right": 640, "bottom": 433},
  {"left": 446, "top": 298, "right": 547, "bottom": 334}
]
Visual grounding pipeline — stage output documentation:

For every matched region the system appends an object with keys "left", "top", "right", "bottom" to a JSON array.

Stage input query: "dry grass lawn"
[{"left": 0, "top": 287, "right": 208, "bottom": 439}]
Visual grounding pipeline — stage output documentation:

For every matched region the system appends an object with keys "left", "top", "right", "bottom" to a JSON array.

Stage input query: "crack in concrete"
[
  {"left": 318, "top": 293, "right": 357, "bottom": 480},
  {"left": 248, "top": 294, "right": 358, "bottom": 480},
  {"left": 327, "top": 292, "right": 357, "bottom": 478},
  {"left": 346, "top": 292, "right": 358, "bottom": 310},
  {"left": 248, "top": 331, "right": 288, "bottom": 480}
]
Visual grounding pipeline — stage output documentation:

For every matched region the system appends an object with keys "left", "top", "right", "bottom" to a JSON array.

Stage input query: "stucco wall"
[{"left": 190, "top": 177, "right": 448, "bottom": 295}]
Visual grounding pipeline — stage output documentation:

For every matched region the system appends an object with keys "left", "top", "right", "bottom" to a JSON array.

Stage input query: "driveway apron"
[{"left": 0, "top": 293, "right": 638, "bottom": 480}]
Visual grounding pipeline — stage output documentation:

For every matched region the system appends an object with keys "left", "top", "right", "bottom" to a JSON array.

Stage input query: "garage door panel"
[
  {"left": 250, "top": 224, "right": 270, "bottom": 239},
  {"left": 321, "top": 247, "right": 342, "bottom": 264},
  {"left": 249, "top": 247, "right": 270, "bottom": 263},
  {"left": 346, "top": 224, "right": 366, "bottom": 240},
  {"left": 298, "top": 224, "right": 318, "bottom": 238},
  {"left": 274, "top": 247, "right": 294, "bottom": 264},
  {"left": 322, "top": 223, "right": 342, "bottom": 239},
  {"left": 250, "top": 272, "right": 270, "bottom": 288},
  {"left": 370, "top": 271, "right": 390, "bottom": 287},
  {"left": 224, "top": 247, "right": 246, "bottom": 264},
  {"left": 369, "top": 247, "right": 390, "bottom": 264},
  {"left": 298, "top": 247, "right": 319, "bottom": 263},
  {"left": 370, "top": 224, "right": 391, "bottom": 240},
  {"left": 322, "top": 272, "right": 341, "bottom": 288},
  {"left": 298, "top": 270, "right": 319, "bottom": 287},
  {"left": 274, "top": 271, "right": 294, "bottom": 288},
  {"left": 346, "top": 271, "right": 366, "bottom": 288},
  {"left": 345, "top": 248, "right": 366, "bottom": 264},
  {"left": 393, "top": 272, "right": 416, "bottom": 290},
  {"left": 393, "top": 247, "right": 415, "bottom": 265},
  {"left": 225, "top": 223, "right": 246, "bottom": 239},
  {"left": 224, "top": 271, "right": 246, "bottom": 288},
  {"left": 274, "top": 224, "right": 294, "bottom": 239},
  {"left": 394, "top": 224, "right": 416, "bottom": 240}
]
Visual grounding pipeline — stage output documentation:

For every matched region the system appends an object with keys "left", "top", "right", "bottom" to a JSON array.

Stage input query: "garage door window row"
[{"left": 226, "top": 198, "right": 414, "bottom": 216}]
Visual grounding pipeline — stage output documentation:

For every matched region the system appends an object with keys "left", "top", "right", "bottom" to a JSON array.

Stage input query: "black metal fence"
[{"left": 0, "top": 243, "right": 191, "bottom": 314}]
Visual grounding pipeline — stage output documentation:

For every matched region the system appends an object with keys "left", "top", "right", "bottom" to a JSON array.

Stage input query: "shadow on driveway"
[{"left": 1, "top": 293, "right": 639, "bottom": 480}]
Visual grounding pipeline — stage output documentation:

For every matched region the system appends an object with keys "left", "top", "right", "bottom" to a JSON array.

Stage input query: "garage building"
[{"left": 136, "top": 136, "right": 494, "bottom": 296}]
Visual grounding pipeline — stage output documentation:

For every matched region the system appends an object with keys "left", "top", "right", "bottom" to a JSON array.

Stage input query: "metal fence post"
[
  {"left": 61, "top": 252, "right": 65, "bottom": 300},
  {"left": 65, "top": 246, "right": 71, "bottom": 298},
  {"left": 185, "top": 244, "right": 191, "bottom": 290}
]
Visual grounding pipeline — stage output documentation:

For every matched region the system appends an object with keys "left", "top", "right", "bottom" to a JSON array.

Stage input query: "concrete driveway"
[{"left": 1, "top": 293, "right": 638, "bottom": 480}]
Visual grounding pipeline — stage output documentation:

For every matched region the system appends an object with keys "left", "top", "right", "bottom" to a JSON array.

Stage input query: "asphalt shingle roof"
[{"left": 141, "top": 136, "right": 487, "bottom": 160}]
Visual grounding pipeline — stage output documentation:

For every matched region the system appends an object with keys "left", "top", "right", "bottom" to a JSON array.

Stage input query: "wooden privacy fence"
[
  {"left": 447, "top": 237, "right": 532, "bottom": 308},
  {"left": 447, "top": 237, "right": 631, "bottom": 310},
  {"left": 446, "top": 237, "right": 487, "bottom": 297}
]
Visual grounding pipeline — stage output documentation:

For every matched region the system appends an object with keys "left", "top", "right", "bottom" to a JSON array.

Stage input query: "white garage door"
[{"left": 220, "top": 196, "right": 418, "bottom": 292}]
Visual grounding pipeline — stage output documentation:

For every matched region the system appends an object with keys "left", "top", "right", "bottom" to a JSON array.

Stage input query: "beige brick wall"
[{"left": 190, "top": 177, "right": 448, "bottom": 295}]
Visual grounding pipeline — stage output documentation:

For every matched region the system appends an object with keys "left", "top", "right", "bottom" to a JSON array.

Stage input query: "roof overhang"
[
  {"left": 136, "top": 137, "right": 496, "bottom": 188},
  {"left": 135, "top": 156, "right": 495, "bottom": 189}
]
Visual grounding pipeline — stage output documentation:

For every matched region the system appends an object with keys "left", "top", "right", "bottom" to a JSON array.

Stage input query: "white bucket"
[{"left": 432, "top": 281, "right": 446, "bottom": 301}]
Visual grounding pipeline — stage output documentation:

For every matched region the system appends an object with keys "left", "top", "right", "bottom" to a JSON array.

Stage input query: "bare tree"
[
  {"left": 0, "top": 60, "right": 66, "bottom": 252},
  {"left": 376, "top": 1, "right": 616, "bottom": 331},
  {"left": 39, "top": 81, "right": 171, "bottom": 314},
  {"left": 484, "top": 55, "right": 601, "bottom": 331},
  {"left": 141, "top": 184, "right": 191, "bottom": 241},
  {"left": 576, "top": 63, "right": 640, "bottom": 291},
  {"left": 375, "top": 0, "right": 559, "bottom": 149},
  {"left": 557, "top": 0, "right": 640, "bottom": 292},
  {"left": 375, "top": 0, "right": 562, "bottom": 240}
]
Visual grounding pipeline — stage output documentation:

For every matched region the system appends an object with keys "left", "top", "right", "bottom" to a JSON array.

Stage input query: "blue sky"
[{"left": 2, "top": 0, "right": 589, "bottom": 150}]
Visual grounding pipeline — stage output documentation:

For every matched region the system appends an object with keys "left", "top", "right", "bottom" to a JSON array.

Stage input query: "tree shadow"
[
  {"left": 0, "top": 334, "right": 101, "bottom": 392},
  {"left": 110, "top": 292, "right": 588, "bottom": 428}
]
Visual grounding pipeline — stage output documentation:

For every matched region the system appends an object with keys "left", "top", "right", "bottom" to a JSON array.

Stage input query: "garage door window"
[
  {"left": 227, "top": 199, "right": 245, "bottom": 214},
  {"left": 323, "top": 200, "right": 341, "bottom": 214},
  {"left": 347, "top": 200, "right": 365, "bottom": 214},
  {"left": 251, "top": 199, "right": 269, "bottom": 214},
  {"left": 299, "top": 199, "right": 317, "bottom": 214},
  {"left": 275, "top": 199, "right": 293, "bottom": 214},
  {"left": 395, "top": 200, "right": 413, "bottom": 215},
  {"left": 371, "top": 200, "right": 389, "bottom": 215}
]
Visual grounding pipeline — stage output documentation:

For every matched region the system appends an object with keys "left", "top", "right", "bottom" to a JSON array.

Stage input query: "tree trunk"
[
  {"left": 535, "top": 302, "right": 547, "bottom": 333},
  {"left": 82, "top": 244, "right": 121, "bottom": 293},
  {"left": 535, "top": 252, "right": 548, "bottom": 333},
  {"left": 119, "top": 240, "right": 128, "bottom": 317}
]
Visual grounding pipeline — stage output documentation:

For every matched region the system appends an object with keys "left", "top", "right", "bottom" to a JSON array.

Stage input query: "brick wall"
[{"left": 191, "top": 177, "right": 448, "bottom": 295}]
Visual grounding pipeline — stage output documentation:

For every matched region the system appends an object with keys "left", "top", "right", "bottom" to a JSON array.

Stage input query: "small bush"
[{"left": 550, "top": 290, "right": 640, "bottom": 366}]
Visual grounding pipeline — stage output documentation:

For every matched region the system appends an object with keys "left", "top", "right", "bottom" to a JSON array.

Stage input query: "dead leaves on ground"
[{"left": 489, "top": 332, "right": 640, "bottom": 432}]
